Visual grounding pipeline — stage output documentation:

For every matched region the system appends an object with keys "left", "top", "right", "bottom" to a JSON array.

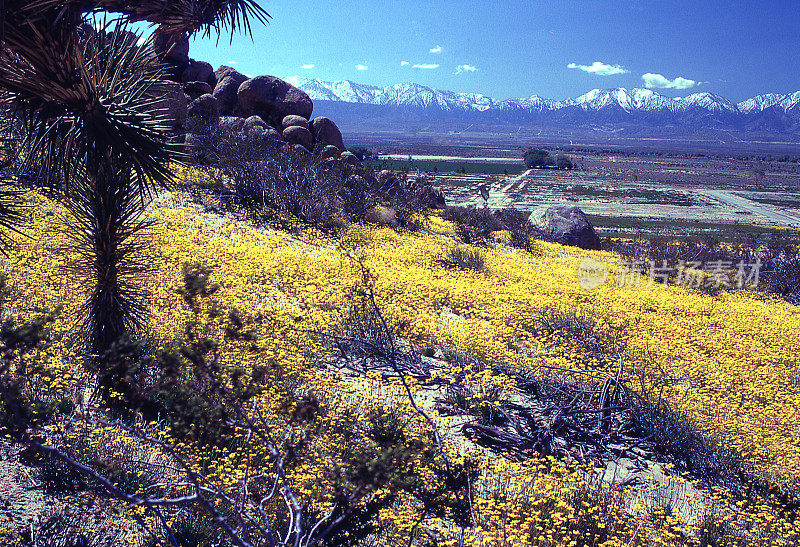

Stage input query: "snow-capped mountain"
[
  {"left": 737, "top": 93, "right": 785, "bottom": 114},
  {"left": 286, "top": 77, "right": 495, "bottom": 112},
  {"left": 287, "top": 77, "right": 800, "bottom": 135},
  {"left": 498, "top": 95, "right": 558, "bottom": 113},
  {"left": 563, "top": 88, "right": 685, "bottom": 113},
  {"left": 780, "top": 91, "right": 800, "bottom": 112},
  {"left": 675, "top": 92, "right": 738, "bottom": 113}
]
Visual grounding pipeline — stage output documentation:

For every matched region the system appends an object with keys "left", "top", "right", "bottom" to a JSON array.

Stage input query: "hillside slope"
[{"left": 1, "top": 188, "right": 799, "bottom": 545}]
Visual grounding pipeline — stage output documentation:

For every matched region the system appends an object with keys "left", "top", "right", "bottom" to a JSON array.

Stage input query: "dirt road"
[{"left": 696, "top": 190, "right": 800, "bottom": 227}]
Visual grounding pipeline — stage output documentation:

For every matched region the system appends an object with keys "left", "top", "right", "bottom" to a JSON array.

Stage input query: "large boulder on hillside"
[
  {"left": 184, "top": 81, "right": 213, "bottom": 101},
  {"left": 528, "top": 205, "right": 601, "bottom": 250},
  {"left": 282, "top": 125, "right": 313, "bottom": 150},
  {"left": 320, "top": 145, "right": 340, "bottom": 160},
  {"left": 282, "top": 114, "right": 309, "bottom": 130},
  {"left": 214, "top": 65, "right": 238, "bottom": 83},
  {"left": 153, "top": 81, "right": 188, "bottom": 128},
  {"left": 237, "top": 76, "right": 313, "bottom": 127},
  {"left": 181, "top": 60, "right": 213, "bottom": 84},
  {"left": 310, "top": 117, "right": 345, "bottom": 150},
  {"left": 364, "top": 206, "right": 398, "bottom": 228},
  {"left": 244, "top": 115, "right": 268, "bottom": 132},
  {"left": 186, "top": 94, "right": 220, "bottom": 133},
  {"left": 340, "top": 151, "right": 360, "bottom": 166},
  {"left": 213, "top": 67, "right": 248, "bottom": 116},
  {"left": 153, "top": 28, "right": 190, "bottom": 65}
]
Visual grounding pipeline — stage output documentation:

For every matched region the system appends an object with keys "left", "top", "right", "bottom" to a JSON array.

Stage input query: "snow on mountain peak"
[
  {"left": 286, "top": 77, "right": 800, "bottom": 120},
  {"left": 737, "top": 93, "right": 785, "bottom": 114},
  {"left": 677, "top": 92, "right": 737, "bottom": 112}
]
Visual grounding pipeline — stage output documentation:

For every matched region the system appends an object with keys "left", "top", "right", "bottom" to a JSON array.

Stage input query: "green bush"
[
  {"left": 555, "top": 153, "right": 574, "bottom": 169},
  {"left": 523, "top": 148, "right": 555, "bottom": 169},
  {"left": 442, "top": 206, "right": 504, "bottom": 244},
  {"left": 441, "top": 246, "right": 486, "bottom": 272}
]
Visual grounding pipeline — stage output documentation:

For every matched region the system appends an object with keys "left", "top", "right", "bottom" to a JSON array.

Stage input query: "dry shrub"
[
  {"left": 441, "top": 246, "right": 486, "bottom": 272},
  {"left": 189, "top": 126, "right": 435, "bottom": 231},
  {"left": 443, "top": 205, "right": 544, "bottom": 250}
]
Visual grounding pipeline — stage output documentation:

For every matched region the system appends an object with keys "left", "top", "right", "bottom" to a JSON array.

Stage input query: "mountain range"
[{"left": 285, "top": 77, "right": 800, "bottom": 137}]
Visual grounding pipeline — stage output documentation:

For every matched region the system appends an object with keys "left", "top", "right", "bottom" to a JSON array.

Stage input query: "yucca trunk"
[
  {"left": 1, "top": 0, "right": 269, "bottom": 400},
  {"left": 86, "top": 163, "right": 130, "bottom": 355}
]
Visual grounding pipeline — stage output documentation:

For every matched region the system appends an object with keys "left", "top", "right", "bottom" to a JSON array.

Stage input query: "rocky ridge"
[{"left": 152, "top": 28, "right": 350, "bottom": 161}]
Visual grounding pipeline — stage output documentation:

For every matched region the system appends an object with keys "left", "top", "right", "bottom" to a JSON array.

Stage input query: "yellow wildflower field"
[{"left": 2, "top": 189, "right": 799, "bottom": 545}]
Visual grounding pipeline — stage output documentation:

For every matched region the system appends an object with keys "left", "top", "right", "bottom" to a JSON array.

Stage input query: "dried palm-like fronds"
[
  {"left": 1, "top": 22, "right": 180, "bottom": 193},
  {"left": 7, "top": 0, "right": 270, "bottom": 38}
]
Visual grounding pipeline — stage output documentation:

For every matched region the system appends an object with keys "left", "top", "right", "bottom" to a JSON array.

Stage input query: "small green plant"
[
  {"left": 143, "top": 511, "right": 225, "bottom": 547},
  {"left": 36, "top": 452, "right": 83, "bottom": 494},
  {"left": 698, "top": 511, "right": 733, "bottom": 547},
  {"left": 443, "top": 206, "right": 504, "bottom": 244},
  {"left": 20, "top": 512, "right": 93, "bottom": 547},
  {"left": 629, "top": 394, "right": 746, "bottom": 492},
  {"left": 334, "top": 309, "right": 396, "bottom": 362},
  {"left": 442, "top": 385, "right": 504, "bottom": 426},
  {"left": 177, "top": 261, "right": 221, "bottom": 312},
  {"left": 442, "top": 246, "right": 486, "bottom": 271}
]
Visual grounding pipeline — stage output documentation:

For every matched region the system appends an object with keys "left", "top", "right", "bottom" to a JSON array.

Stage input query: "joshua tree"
[{"left": 0, "top": 1, "right": 268, "bottom": 364}]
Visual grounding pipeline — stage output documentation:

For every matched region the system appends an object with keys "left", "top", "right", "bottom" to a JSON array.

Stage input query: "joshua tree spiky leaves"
[{"left": 0, "top": 1, "right": 268, "bottom": 368}]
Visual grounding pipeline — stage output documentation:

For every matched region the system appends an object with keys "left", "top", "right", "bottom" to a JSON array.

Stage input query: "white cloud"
[
  {"left": 567, "top": 61, "right": 629, "bottom": 76},
  {"left": 413, "top": 63, "right": 440, "bottom": 69},
  {"left": 226, "top": 60, "right": 239, "bottom": 66},
  {"left": 356, "top": 64, "right": 368, "bottom": 71},
  {"left": 454, "top": 64, "right": 478, "bottom": 75},
  {"left": 400, "top": 60, "right": 410, "bottom": 66},
  {"left": 641, "top": 72, "right": 699, "bottom": 89},
  {"left": 301, "top": 64, "right": 315, "bottom": 69},
  {"left": 429, "top": 45, "right": 443, "bottom": 54}
]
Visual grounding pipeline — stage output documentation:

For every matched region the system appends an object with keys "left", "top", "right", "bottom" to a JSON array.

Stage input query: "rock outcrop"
[
  {"left": 213, "top": 67, "right": 249, "bottom": 116},
  {"left": 184, "top": 81, "right": 213, "bottom": 101},
  {"left": 282, "top": 125, "right": 314, "bottom": 150},
  {"left": 149, "top": 38, "right": 366, "bottom": 166},
  {"left": 320, "top": 145, "right": 340, "bottom": 159},
  {"left": 186, "top": 94, "right": 220, "bottom": 133},
  {"left": 340, "top": 151, "right": 360, "bottom": 165},
  {"left": 244, "top": 115, "right": 268, "bottom": 131},
  {"left": 155, "top": 81, "right": 188, "bottom": 129},
  {"left": 282, "top": 115, "right": 310, "bottom": 130},
  {"left": 181, "top": 59, "right": 214, "bottom": 85},
  {"left": 153, "top": 28, "right": 189, "bottom": 71},
  {"left": 237, "top": 75, "right": 313, "bottom": 127},
  {"left": 310, "top": 117, "right": 345, "bottom": 150}
]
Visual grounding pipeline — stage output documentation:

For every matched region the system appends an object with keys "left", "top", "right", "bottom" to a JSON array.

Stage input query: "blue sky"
[{"left": 186, "top": 0, "right": 800, "bottom": 101}]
